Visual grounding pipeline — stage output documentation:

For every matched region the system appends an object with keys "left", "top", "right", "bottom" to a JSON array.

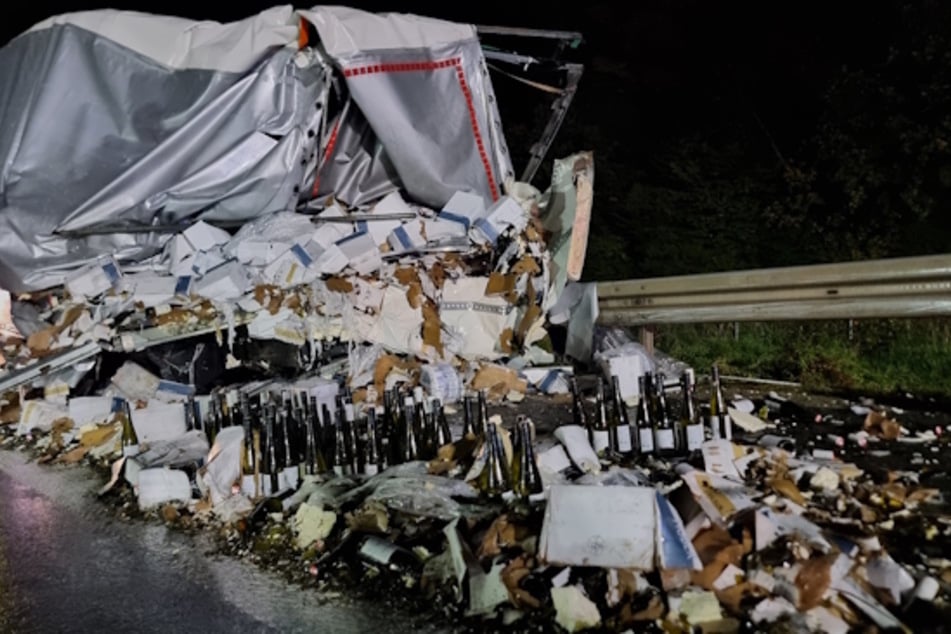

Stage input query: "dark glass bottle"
[
  {"left": 653, "top": 374, "right": 677, "bottom": 455},
  {"left": 682, "top": 370, "right": 704, "bottom": 452},
  {"left": 636, "top": 375, "right": 655, "bottom": 456},
  {"left": 611, "top": 375, "right": 633, "bottom": 455},
  {"left": 513, "top": 419, "right": 543, "bottom": 498}
]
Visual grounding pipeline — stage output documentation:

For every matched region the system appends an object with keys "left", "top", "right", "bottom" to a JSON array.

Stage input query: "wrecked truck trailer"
[{"left": 0, "top": 5, "right": 584, "bottom": 292}]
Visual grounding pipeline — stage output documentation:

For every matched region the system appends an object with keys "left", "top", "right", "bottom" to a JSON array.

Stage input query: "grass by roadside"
[{"left": 655, "top": 318, "right": 951, "bottom": 397}]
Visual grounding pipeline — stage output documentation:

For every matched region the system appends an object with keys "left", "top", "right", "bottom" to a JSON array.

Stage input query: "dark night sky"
[
  {"left": 0, "top": 1, "right": 901, "bottom": 167},
  {"left": 3, "top": 2, "right": 899, "bottom": 134}
]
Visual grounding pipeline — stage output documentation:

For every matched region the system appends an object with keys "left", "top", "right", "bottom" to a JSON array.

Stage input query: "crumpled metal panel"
[{"left": 0, "top": 17, "right": 323, "bottom": 291}]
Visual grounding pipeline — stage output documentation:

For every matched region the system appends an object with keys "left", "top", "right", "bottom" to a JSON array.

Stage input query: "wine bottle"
[
  {"left": 636, "top": 375, "right": 655, "bottom": 455},
  {"left": 590, "top": 377, "right": 611, "bottom": 456},
  {"left": 117, "top": 398, "right": 138, "bottom": 456},
  {"left": 333, "top": 420, "right": 351, "bottom": 476},
  {"left": 264, "top": 404, "right": 279, "bottom": 494},
  {"left": 652, "top": 373, "right": 677, "bottom": 456},
  {"left": 681, "top": 370, "right": 704, "bottom": 452},
  {"left": 480, "top": 423, "right": 508, "bottom": 497},
  {"left": 611, "top": 375, "right": 633, "bottom": 454},
  {"left": 364, "top": 408, "right": 382, "bottom": 476},
  {"left": 462, "top": 393, "right": 475, "bottom": 437},
  {"left": 513, "top": 419, "right": 543, "bottom": 498},
  {"left": 401, "top": 396, "right": 418, "bottom": 462},
  {"left": 434, "top": 399, "right": 452, "bottom": 450},
  {"left": 570, "top": 377, "right": 588, "bottom": 428},
  {"left": 477, "top": 389, "right": 490, "bottom": 435},
  {"left": 709, "top": 364, "right": 730, "bottom": 441}
]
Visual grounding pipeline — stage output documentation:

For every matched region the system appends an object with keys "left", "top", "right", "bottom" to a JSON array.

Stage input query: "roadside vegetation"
[{"left": 655, "top": 319, "right": 951, "bottom": 397}]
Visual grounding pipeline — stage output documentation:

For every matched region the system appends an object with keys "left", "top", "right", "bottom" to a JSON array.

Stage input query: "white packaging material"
[
  {"left": 387, "top": 220, "right": 426, "bottom": 253},
  {"left": 65, "top": 257, "right": 122, "bottom": 299},
  {"left": 153, "top": 379, "right": 195, "bottom": 403},
  {"left": 335, "top": 230, "right": 383, "bottom": 276},
  {"left": 166, "top": 235, "right": 196, "bottom": 276},
  {"left": 126, "top": 272, "right": 192, "bottom": 307},
  {"left": 190, "top": 248, "right": 228, "bottom": 276},
  {"left": 701, "top": 440, "right": 742, "bottom": 480},
  {"left": 182, "top": 220, "right": 231, "bottom": 252},
  {"left": 439, "top": 190, "right": 486, "bottom": 231},
  {"left": 539, "top": 485, "right": 656, "bottom": 569},
  {"left": 111, "top": 361, "right": 160, "bottom": 402},
  {"left": 262, "top": 242, "right": 324, "bottom": 288},
  {"left": 0, "top": 289, "right": 20, "bottom": 340},
  {"left": 553, "top": 425, "right": 601, "bottom": 474},
  {"left": 424, "top": 217, "right": 468, "bottom": 242},
  {"left": 16, "top": 400, "right": 68, "bottom": 435},
  {"left": 68, "top": 396, "right": 113, "bottom": 427},
  {"left": 201, "top": 426, "right": 244, "bottom": 507},
  {"left": 421, "top": 363, "right": 463, "bottom": 404},
  {"left": 194, "top": 260, "right": 249, "bottom": 300},
  {"left": 471, "top": 196, "right": 527, "bottom": 246},
  {"left": 594, "top": 343, "right": 654, "bottom": 403},
  {"left": 521, "top": 367, "right": 573, "bottom": 395},
  {"left": 365, "top": 191, "right": 413, "bottom": 244},
  {"left": 131, "top": 401, "right": 187, "bottom": 444},
  {"left": 439, "top": 276, "right": 516, "bottom": 361},
  {"left": 137, "top": 468, "right": 192, "bottom": 509}
]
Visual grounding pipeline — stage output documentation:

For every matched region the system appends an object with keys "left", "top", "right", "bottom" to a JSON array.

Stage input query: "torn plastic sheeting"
[
  {"left": 134, "top": 430, "right": 210, "bottom": 469},
  {"left": 594, "top": 342, "right": 654, "bottom": 402},
  {"left": 200, "top": 426, "right": 245, "bottom": 507},
  {"left": 304, "top": 6, "right": 513, "bottom": 209},
  {"left": 539, "top": 485, "right": 656, "bottom": 569},
  {"left": 548, "top": 282, "right": 598, "bottom": 362},
  {"left": 363, "top": 473, "right": 480, "bottom": 521},
  {"left": 0, "top": 8, "right": 324, "bottom": 291}
]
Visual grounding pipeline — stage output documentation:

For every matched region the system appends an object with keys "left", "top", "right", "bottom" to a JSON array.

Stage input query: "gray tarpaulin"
[
  {"left": 305, "top": 7, "right": 513, "bottom": 209},
  {"left": 0, "top": 5, "right": 513, "bottom": 291}
]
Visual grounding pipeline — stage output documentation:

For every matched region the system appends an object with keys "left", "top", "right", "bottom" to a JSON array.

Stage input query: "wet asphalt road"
[{"left": 0, "top": 450, "right": 427, "bottom": 634}]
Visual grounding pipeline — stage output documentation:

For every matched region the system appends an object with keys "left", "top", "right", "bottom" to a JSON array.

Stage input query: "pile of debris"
[{"left": 4, "top": 334, "right": 951, "bottom": 632}]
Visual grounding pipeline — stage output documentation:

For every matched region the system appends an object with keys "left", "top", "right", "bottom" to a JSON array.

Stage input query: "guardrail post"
[{"left": 639, "top": 325, "right": 654, "bottom": 355}]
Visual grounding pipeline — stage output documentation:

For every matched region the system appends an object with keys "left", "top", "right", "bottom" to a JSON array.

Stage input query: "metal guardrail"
[{"left": 596, "top": 254, "right": 951, "bottom": 326}]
